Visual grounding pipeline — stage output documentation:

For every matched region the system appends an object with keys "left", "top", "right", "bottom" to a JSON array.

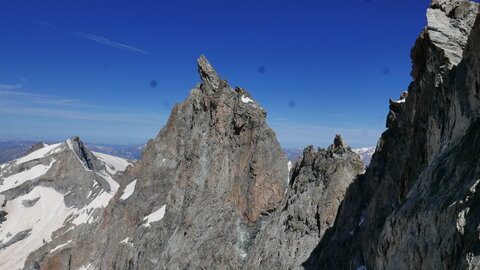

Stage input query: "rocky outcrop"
[
  {"left": 243, "top": 135, "right": 364, "bottom": 269},
  {"left": 306, "top": 1, "right": 480, "bottom": 269},
  {"left": 30, "top": 55, "right": 289, "bottom": 270}
]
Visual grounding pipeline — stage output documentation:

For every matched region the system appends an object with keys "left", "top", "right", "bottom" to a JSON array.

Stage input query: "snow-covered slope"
[
  {"left": 352, "top": 146, "right": 375, "bottom": 167},
  {"left": 0, "top": 137, "right": 132, "bottom": 270}
]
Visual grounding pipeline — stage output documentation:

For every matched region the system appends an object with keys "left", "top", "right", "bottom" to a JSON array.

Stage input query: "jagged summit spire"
[
  {"left": 197, "top": 55, "right": 220, "bottom": 93},
  {"left": 333, "top": 134, "right": 347, "bottom": 149},
  {"left": 327, "top": 134, "right": 350, "bottom": 155}
]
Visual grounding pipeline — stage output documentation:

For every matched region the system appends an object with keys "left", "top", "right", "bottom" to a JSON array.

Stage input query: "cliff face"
[
  {"left": 306, "top": 1, "right": 480, "bottom": 269},
  {"left": 29, "top": 56, "right": 290, "bottom": 270}
]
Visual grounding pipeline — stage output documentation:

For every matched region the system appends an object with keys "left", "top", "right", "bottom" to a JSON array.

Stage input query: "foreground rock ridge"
[{"left": 305, "top": 0, "right": 480, "bottom": 269}]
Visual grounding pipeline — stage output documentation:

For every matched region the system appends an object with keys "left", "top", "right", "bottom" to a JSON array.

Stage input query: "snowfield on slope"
[{"left": 0, "top": 138, "right": 133, "bottom": 269}]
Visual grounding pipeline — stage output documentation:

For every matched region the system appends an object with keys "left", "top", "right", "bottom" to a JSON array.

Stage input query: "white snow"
[
  {"left": 241, "top": 95, "right": 254, "bottom": 103},
  {"left": 77, "top": 264, "right": 94, "bottom": 270},
  {"left": 394, "top": 98, "right": 406, "bottom": 103},
  {"left": 352, "top": 146, "right": 375, "bottom": 167},
  {"left": 143, "top": 205, "right": 166, "bottom": 227},
  {"left": 14, "top": 143, "right": 62, "bottom": 165},
  {"left": 287, "top": 161, "right": 292, "bottom": 184},
  {"left": 0, "top": 186, "right": 74, "bottom": 270},
  {"left": 120, "top": 179, "right": 137, "bottom": 200},
  {"left": 357, "top": 266, "right": 367, "bottom": 270},
  {"left": 120, "top": 237, "right": 133, "bottom": 247},
  {"left": 93, "top": 151, "right": 132, "bottom": 175},
  {"left": 70, "top": 191, "right": 113, "bottom": 226},
  {"left": 0, "top": 160, "right": 54, "bottom": 192},
  {"left": 95, "top": 172, "right": 119, "bottom": 194},
  {"left": 50, "top": 240, "right": 72, "bottom": 253}
]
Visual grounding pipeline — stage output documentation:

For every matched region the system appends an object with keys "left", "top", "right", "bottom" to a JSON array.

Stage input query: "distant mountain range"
[
  {"left": 0, "top": 140, "right": 40, "bottom": 164},
  {"left": 0, "top": 140, "right": 374, "bottom": 166},
  {"left": 0, "top": 140, "right": 145, "bottom": 163}
]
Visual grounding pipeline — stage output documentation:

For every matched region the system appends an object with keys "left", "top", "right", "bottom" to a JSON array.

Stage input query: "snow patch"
[
  {"left": 77, "top": 264, "right": 94, "bottom": 270},
  {"left": 95, "top": 172, "right": 119, "bottom": 194},
  {"left": 93, "top": 151, "right": 131, "bottom": 175},
  {"left": 352, "top": 147, "right": 375, "bottom": 167},
  {"left": 120, "top": 179, "right": 137, "bottom": 200},
  {"left": 15, "top": 143, "right": 62, "bottom": 165},
  {"left": 0, "top": 186, "right": 74, "bottom": 270},
  {"left": 120, "top": 237, "right": 133, "bottom": 247},
  {"left": 50, "top": 240, "right": 72, "bottom": 253},
  {"left": 0, "top": 160, "right": 54, "bottom": 192},
  {"left": 70, "top": 191, "right": 113, "bottom": 226},
  {"left": 287, "top": 161, "right": 292, "bottom": 184},
  {"left": 143, "top": 205, "right": 166, "bottom": 227},
  {"left": 241, "top": 95, "right": 254, "bottom": 104},
  {"left": 357, "top": 266, "right": 367, "bottom": 270}
]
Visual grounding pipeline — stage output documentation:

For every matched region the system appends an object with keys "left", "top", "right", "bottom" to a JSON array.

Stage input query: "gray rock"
[
  {"left": 244, "top": 136, "right": 364, "bottom": 269},
  {"left": 31, "top": 55, "right": 289, "bottom": 270},
  {"left": 0, "top": 137, "right": 132, "bottom": 270},
  {"left": 308, "top": 1, "right": 480, "bottom": 269}
]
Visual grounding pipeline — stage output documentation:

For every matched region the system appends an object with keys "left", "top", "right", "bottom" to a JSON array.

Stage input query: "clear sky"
[{"left": 0, "top": 0, "right": 433, "bottom": 148}]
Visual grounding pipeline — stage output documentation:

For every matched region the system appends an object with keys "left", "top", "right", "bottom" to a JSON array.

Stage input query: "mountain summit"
[{"left": 19, "top": 55, "right": 290, "bottom": 269}]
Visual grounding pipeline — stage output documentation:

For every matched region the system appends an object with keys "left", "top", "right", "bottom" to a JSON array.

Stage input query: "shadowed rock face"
[
  {"left": 32, "top": 55, "right": 289, "bottom": 270},
  {"left": 305, "top": 1, "right": 480, "bottom": 269}
]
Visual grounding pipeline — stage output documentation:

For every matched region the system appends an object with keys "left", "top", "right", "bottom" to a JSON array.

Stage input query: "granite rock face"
[
  {"left": 244, "top": 135, "right": 364, "bottom": 270},
  {"left": 306, "top": 1, "right": 480, "bottom": 269}
]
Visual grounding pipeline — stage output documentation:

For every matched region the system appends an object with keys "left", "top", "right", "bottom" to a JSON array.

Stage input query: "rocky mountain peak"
[
  {"left": 197, "top": 54, "right": 221, "bottom": 93},
  {"left": 325, "top": 134, "right": 351, "bottom": 156},
  {"left": 66, "top": 136, "right": 96, "bottom": 171},
  {"left": 35, "top": 55, "right": 290, "bottom": 270},
  {"left": 0, "top": 138, "right": 132, "bottom": 269},
  {"left": 333, "top": 134, "right": 347, "bottom": 149}
]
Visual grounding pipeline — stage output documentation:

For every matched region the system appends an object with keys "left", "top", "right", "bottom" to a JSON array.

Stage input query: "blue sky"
[{"left": 0, "top": 0, "right": 432, "bottom": 148}]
